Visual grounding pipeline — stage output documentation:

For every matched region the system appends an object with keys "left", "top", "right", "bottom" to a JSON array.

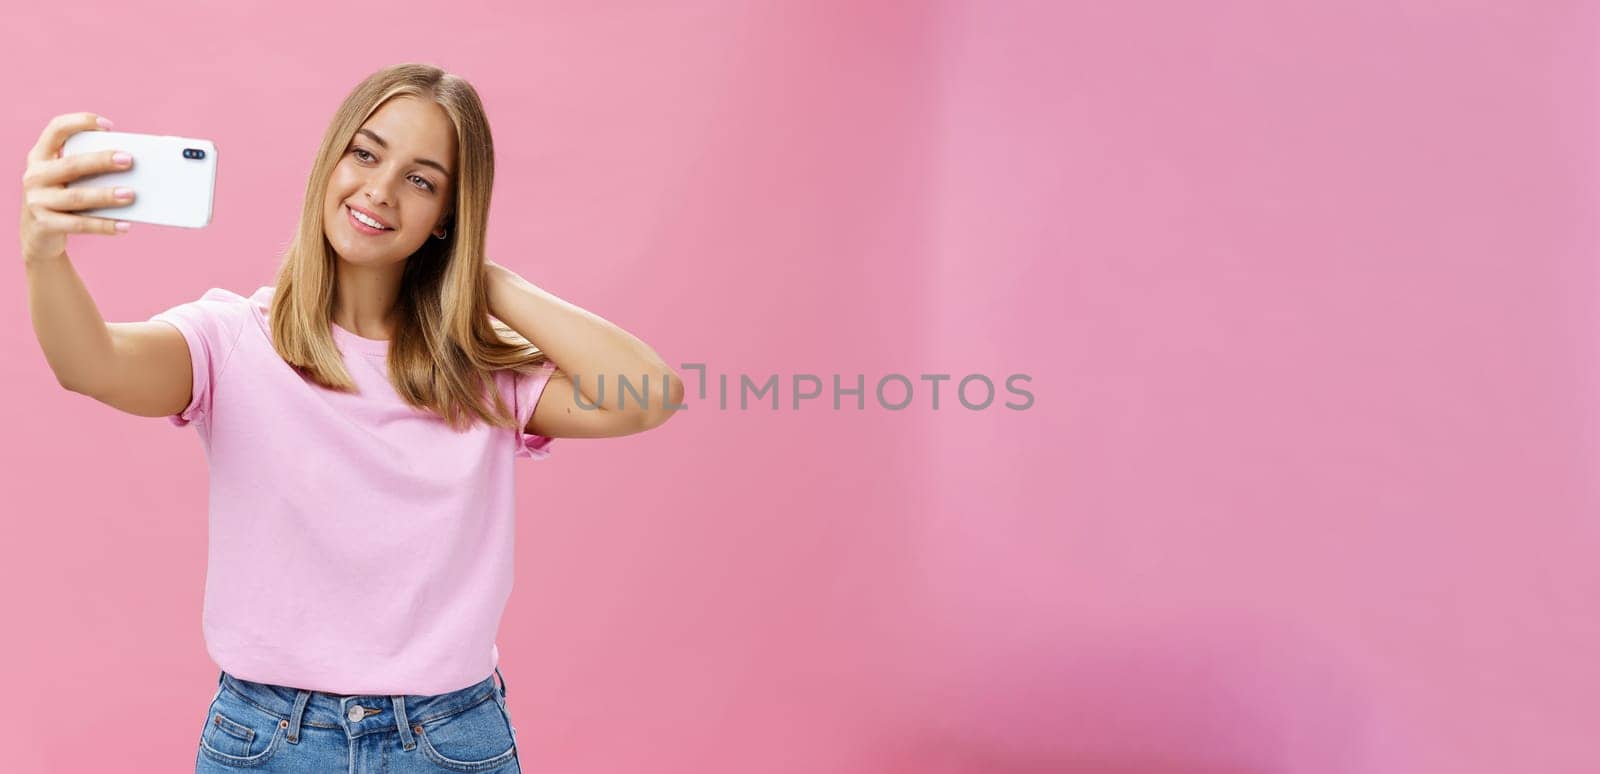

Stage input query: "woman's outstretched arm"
[{"left": 24, "top": 112, "right": 193, "bottom": 419}]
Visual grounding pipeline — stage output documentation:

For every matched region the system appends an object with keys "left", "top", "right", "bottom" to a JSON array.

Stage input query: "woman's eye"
[{"left": 352, "top": 147, "right": 432, "bottom": 192}]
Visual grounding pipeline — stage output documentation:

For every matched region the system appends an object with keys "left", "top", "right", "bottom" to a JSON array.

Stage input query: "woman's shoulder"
[
  {"left": 168, "top": 285, "right": 276, "bottom": 339},
  {"left": 172, "top": 284, "right": 272, "bottom": 309},
  {"left": 248, "top": 284, "right": 276, "bottom": 311}
]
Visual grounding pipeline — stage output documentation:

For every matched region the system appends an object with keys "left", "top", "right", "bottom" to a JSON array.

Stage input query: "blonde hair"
[{"left": 267, "top": 62, "right": 549, "bottom": 432}]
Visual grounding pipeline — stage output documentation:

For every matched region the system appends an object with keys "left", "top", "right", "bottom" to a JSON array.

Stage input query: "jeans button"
[{"left": 348, "top": 705, "right": 364, "bottom": 722}]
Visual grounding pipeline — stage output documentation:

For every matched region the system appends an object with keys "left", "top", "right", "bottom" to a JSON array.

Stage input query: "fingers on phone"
[
  {"left": 33, "top": 149, "right": 130, "bottom": 188},
  {"left": 29, "top": 183, "right": 132, "bottom": 212},
  {"left": 31, "top": 113, "right": 109, "bottom": 163},
  {"left": 73, "top": 185, "right": 134, "bottom": 210},
  {"left": 78, "top": 149, "right": 131, "bottom": 175},
  {"left": 36, "top": 209, "right": 127, "bottom": 235}
]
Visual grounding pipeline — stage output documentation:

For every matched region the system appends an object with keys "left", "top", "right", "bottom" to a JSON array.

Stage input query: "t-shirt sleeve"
[
  {"left": 512, "top": 359, "right": 559, "bottom": 460},
  {"left": 147, "top": 287, "right": 250, "bottom": 428}
]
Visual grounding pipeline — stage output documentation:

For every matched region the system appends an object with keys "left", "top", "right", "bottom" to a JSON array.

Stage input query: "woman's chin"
[{"left": 329, "top": 241, "right": 410, "bottom": 268}]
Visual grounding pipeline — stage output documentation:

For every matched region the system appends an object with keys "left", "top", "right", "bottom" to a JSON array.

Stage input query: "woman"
[{"left": 21, "top": 62, "right": 682, "bottom": 773}]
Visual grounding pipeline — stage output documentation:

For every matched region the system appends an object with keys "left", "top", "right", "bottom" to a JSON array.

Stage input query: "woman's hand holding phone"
[{"left": 19, "top": 112, "right": 133, "bottom": 265}]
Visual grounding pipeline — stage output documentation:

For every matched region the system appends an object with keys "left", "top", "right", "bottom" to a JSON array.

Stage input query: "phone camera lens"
[{"left": 183, "top": 148, "right": 206, "bottom": 159}]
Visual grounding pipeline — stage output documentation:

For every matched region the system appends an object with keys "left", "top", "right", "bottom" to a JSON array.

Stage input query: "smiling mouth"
[{"left": 346, "top": 205, "right": 393, "bottom": 233}]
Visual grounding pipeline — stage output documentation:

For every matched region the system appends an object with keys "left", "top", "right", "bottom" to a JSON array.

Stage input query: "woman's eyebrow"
[{"left": 355, "top": 128, "right": 452, "bottom": 177}]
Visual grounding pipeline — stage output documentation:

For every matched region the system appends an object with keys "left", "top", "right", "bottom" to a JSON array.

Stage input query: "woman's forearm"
[
  {"left": 486, "top": 262, "right": 682, "bottom": 419},
  {"left": 26, "top": 252, "right": 116, "bottom": 393}
]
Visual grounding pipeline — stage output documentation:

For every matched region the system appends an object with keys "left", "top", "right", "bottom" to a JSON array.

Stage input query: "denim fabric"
[{"left": 195, "top": 667, "right": 520, "bottom": 773}]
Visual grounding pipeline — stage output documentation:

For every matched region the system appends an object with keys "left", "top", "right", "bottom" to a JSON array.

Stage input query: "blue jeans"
[{"left": 195, "top": 667, "right": 521, "bottom": 773}]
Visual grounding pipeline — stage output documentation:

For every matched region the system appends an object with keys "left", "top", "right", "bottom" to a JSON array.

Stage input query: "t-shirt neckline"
[{"left": 330, "top": 320, "right": 390, "bottom": 355}]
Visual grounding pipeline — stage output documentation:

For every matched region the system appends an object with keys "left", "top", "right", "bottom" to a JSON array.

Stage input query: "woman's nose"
[{"left": 361, "top": 172, "right": 401, "bottom": 207}]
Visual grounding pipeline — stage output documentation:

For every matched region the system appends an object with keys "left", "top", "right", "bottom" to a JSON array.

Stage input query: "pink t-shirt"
[{"left": 149, "top": 285, "right": 557, "bottom": 695}]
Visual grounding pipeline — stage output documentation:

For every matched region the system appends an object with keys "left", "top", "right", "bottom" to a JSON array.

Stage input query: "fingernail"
[
  {"left": 113, "top": 152, "right": 132, "bottom": 166},
  {"left": 114, "top": 221, "right": 131, "bottom": 233},
  {"left": 97, "top": 117, "right": 114, "bottom": 130},
  {"left": 114, "top": 187, "right": 133, "bottom": 200}
]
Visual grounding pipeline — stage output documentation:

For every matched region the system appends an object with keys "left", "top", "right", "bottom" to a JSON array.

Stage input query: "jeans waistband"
[{"left": 215, "top": 666, "right": 508, "bottom": 746}]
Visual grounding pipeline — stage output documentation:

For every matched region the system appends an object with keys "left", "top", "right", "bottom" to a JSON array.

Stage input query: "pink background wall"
[{"left": 3, "top": 1, "right": 1596, "bottom": 772}]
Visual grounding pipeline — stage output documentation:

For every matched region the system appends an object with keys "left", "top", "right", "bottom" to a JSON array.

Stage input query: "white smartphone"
[{"left": 61, "top": 130, "right": 217, "bottom": 228}]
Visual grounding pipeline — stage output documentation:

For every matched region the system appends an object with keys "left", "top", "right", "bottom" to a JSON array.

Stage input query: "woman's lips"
[{"left": 347, "top": 205, "right": 392, "bottom": 235}]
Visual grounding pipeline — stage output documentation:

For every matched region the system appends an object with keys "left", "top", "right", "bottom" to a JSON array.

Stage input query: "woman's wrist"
[{"left": 484, "top": 260, "right": 515, "bottom": 317}]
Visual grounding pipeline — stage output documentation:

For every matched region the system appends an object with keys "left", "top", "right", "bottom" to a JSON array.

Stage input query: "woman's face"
[{"left": 322, "top": 95, "right": 458, "bottom": 266}]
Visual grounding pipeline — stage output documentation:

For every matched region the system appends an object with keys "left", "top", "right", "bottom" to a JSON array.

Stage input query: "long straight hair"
[{"left": 268, "top": 62, "right": 549, "bottom": 432}]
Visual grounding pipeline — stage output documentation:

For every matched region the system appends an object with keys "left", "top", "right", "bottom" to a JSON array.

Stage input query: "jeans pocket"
[
  {"left": 414, "top": 693, "right": 519, "bottom": 772},
  {"left": 197, "top": 687, "right": 286, "bottom": 768}
]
